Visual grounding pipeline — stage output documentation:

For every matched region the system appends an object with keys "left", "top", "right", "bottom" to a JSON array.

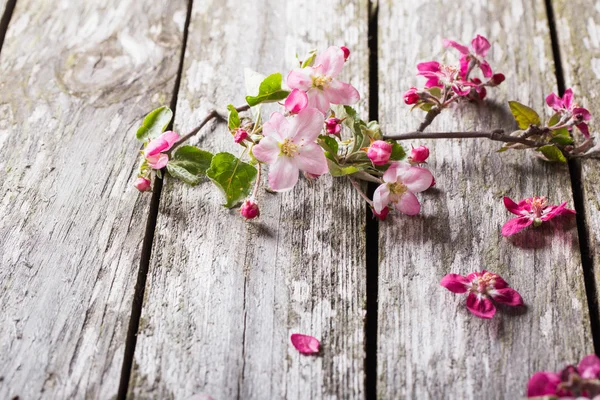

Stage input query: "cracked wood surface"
[
  {"left": 129, "top": 0, "right": 369, "bottom": 399},
  {"left": 0, "top": 0, "right": 187, "bottom": 398},
  {"left": 377, "top": 0, "right": 593, "bottom": 399}
]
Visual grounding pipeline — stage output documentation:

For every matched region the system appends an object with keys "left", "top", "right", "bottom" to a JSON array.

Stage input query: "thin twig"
[
  {"left": 383, "top": 129, "right": 545, "bottom": 147},
  {"left": 348, "top": 178, "right": 373, "bottom": 206}
]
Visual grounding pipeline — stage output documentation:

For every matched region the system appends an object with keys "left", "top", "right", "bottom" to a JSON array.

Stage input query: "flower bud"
[
  {"left": 325, "top": 117, "right": 342, "bottom": 135},
  {"left": 367, "top": 140, "right": 393, "bottom": 166},
  {"left": 234, "top": 128, "right": 249, "bottom": 144},
  {"left": 134, "top": 177, "right": 152, "bottom": 192},
  {"left": 340, "top": 46, "right": 350, "bottom": 61},
  {"left": 490, "top": 73, "right": 505, "bottom": 86},
  {"left": 240, "top": 198, "right": 260, "bottom": 220},
  {"left": 429, "top": 176, "right": 436, "bottom": 188},
  {"left": 410, "top": 145, "right": 430, "bottom": 163},
  {"left": 403, "top": 87, "right": 420, "bottom": 105},
  {"left": 373, "top": 206, "right": 389, "bottom": 221},
  {"left": 285, "top": 88, "right": 308, "bottom": 114}
]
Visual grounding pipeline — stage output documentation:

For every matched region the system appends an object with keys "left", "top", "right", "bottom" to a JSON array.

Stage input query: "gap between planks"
[{"left": 0, "top": 0, "right": 17, "bottom": 55}]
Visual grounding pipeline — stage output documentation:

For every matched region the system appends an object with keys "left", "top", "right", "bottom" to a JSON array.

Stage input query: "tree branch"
[
  {"left": 416, "top": 107, "right": 441, "bottom": 132},
  {"left": 383, "top": 129, "right": 545, "bottom": 147}
]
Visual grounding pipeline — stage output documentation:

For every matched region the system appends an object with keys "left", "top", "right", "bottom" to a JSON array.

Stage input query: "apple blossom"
[
  {"left": 290, "top": 333, "right": 320, "bottom": 355},
  {"left": 373, "top": 161, "right": 433, "bottom": 216},
  {"left": 410, "top": 145, "right": 430, "bottom": 163},
  {"left": 373, "top": 206, "right": 389, "bottom": 221},
  {"left": 501, "top": 196, "right": 576, "bottom": 237},
  {"left": 144, "top": 130, "right": 180, "bottom": 169},
  {"left": 234, "top": 128, "right": 249, "bottom": 143},
  {"left": 367, "top": 140, "right": 393, "bottom": 165},
  {"left": 403, "top": 87, "right": 420, "bottom": 105},
  {"left": 443, "top": 34, "right": 493, "bottom": 78},
  {"left": 527, "top": 354, "right": 600, "bottom": 398},
  {"left": 284, "top": 88, "right": 308, "bottom": 115},
  {"left": 287, "top": 46, "right": 360, "bottom": 113},
  {"left": 252, "top": 108, "right": 327, "bottom": 192},
  {"left": 546, "top": 88, "right": 592, "bottom": 138},
  {"left": 325, "top": 117, "right": 342, "bottom": 135},
  {"left": 417, "top": 61, "right": 474, "bottom": 96},
  {"left": 240, "top": 198, "right": 260, "bottom": 220},
  {"left": 134, "top": 177, "right": 152, "bottom": 192},
  {"left": 440, "top": 270, "right": 523, "bottom": 319}
]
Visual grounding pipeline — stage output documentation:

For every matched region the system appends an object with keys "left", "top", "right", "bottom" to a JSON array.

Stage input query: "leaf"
[
  {"left": 537, "top": 145, "right": 567, "bottom": 162},
  {"left": 551, "top": 128, "right": 574, "bottom": 145},
  {"left": 427, "top": 87, "right": 442, "bottom": 98},
  {"left": 342, "top": 106, "right": 370, "bottom": 153},
  {"left": 245, "top": 73, "right": 290, "bottom": 107},
  {"left": 166, "top": 145, "right": 214, "bottom": 186},
  {"left": 548, "top": 112, "right": 561, "bottom": 127},
  {"left": 301, "top": 50, "right": 317, "bottom": 68},
  {"left": 227, "top": 104, "right": 240, "bottom": 131},
  {"left": 206, "top": 152, "right": 258, "bottom": 208},
  {"left": 136, "top": 106, "right": 173, "bottom": 141},
  {"left": 318, "top": 135, "right": 339, "bottom": 157},
  {"left": 327, "top": 159, "right": 370, "bottom": 177},
  {"left": 389, "top": 142, "right": 406, "bottom": 161},
  {"left": 508, "top": 101, "right": 541, "bottom": 129}
]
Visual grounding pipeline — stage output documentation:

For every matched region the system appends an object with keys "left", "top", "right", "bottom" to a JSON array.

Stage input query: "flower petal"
[
  {"left": 501, "top": 217, "right": 533, "bottom": 237},
  {"left": 562, "top": 88, "right": 574, "bottom": 110},
  {"left": 576, "top": 122, "right": 590, "bottom": 138},
  {"left": 503, "top": 196, "right": 522, "bottom": 215},
  {"left": 573, "top": 107, "right": 592, "bottom": 121},
  {"left": 263, "top": 112, "right": 290, "bottom": 141},
  {"left": 459, "top": 55, "right": 470, "bottom": 78},
  {"left": 541, "top": 202, "right": 576, "bottom": 221},
  {"left": 252, "top": 137, "right": 281, "bottom": 164},
  {"left": 287, "top": 68, "right": 313, "bottom": 91},
  {"left": 145, "top": 131, "right": 180, "bottom": 157},
  {"left": 268, "top": 157, "right": 299, "bottom": 192},
  {"left": 471, "top": 34, "right": 491, "bottom": 57},
  {"left": 443, "top": 39, "right": 470, "bottom": 55},
  {"left": 382, "top": 161, "right": 411, "bottom": 183},
  {"left": 307, "top": 89, "right": 330, "bottom": 114},
  {"left": 394, "top": 191, "right": 421, "bottom": 216},
  {"left": 293, "top": 142, "right": 328, "bottom": 176},
  {"left": 290, "top": 333, "right": 320, "bottom": 355},
  {"left": 479, "top": 60, "right": 493, "bottom": 78},
  {"left": 466, "top": 293, "right": 496, "bottom": 319},
  {"left": 285, "top": 89, "right": 308, "bottom": 114},
  {"left": 526, "top": 372, "right": 561, "bottom": 397},
  {"left": 325, "top": 79, "right": 360, "bottom": 106},
  {"left": 373, "top": 184, "right": 390, "bottom": 214},
  {"left": 546, "top": 92, "right": 564, "bottom": 112},
  {"left": 146, "top": 153, "right": 169, "bottom": 170},
  {"left": 314, "top": 46, "right": 345, "bottom": 77},
  {"left": 401, "top": 167, "right": 434, "bottom": 193},
  {"left": 578, "top": 354, "right": 600, "bottom": 379},
  {"left": 289, "top": 107, "right": 325, "bottom": 143},
  {"left": 491, "top": 287, "right": 524, "bottom": 306},
  {"left": 440, "top": 274, "right": 470, "bottom": 293},
  {"left": 417, "top": 61, "right": 440, "bottom": 73}
]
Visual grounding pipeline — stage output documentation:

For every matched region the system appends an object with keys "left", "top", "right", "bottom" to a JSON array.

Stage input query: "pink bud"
[
  {"left": 410, "top": 145, "right": 430, "bottom": 163},
  {"left": 429, "top": 176, "right": 436, "bottom": 188},
  {"left": 340, "top": 46, "right": 350, "bottom": 61},
  {"left": 490, "top": 73, "right": 505, "bottom": 86},
  {"left": 367, "top": 140, "right": 393, "bottom": 166},
  {"left": 234, "top": 128, "right": 249, "bottom": 144},
  {"left": 403, "top": 87, "right": 420, "bottom": 105},
  {"left": 134, "top": 177, "right": 152, "bottom": 192},
  {"left": 374, "top": 206, "right": 389, "bottom": 221},
  {"left": 325, "top": 118, "right": 342, "bottom": 135},
  {"left": 240, "top": 198, "right": 260, "bottom": 220},
  {"left": 285, "top": 89, "right": 308, "bottom": 114}
]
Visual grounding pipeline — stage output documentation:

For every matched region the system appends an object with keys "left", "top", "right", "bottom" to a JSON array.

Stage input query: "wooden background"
[{"left": 0, "top": 0, "right": 597, "bottom": 399}]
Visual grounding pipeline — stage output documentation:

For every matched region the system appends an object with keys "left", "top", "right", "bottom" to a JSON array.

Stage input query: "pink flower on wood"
[
  {"left": 546, "top": 88, "right": 592, "bottom": 138},
  {"left": 287, "top": 46, "right": 360, "bottom": 113},
  {"left": 290, "top": 333, "right": 320, "bottom": 355},
  {"left": 144, "top": 131, "right": 180, "bottom": 169},
  {"left": 284, "top": 88, "right": 308, "bottom": 115},
  {"left": 443, "top": 34, "right": 493, "bottom": 78},
  {"left": 501, "top": 196, "right": 576, "bottom": 237},
  {"left": 252, "top": 108, "right": 327, "bottom": 192},
  {"left": 373, "top": 161, "right": 433, "bottom": 216},
  {"left": 417, "top": 61, "right": 475, "bottom": 96},
  {"left": 440, "top": 271, "right": 523, "bottom": 319},
  {"left": 527, "top": 354, "right": 600, "bottom": 398}
]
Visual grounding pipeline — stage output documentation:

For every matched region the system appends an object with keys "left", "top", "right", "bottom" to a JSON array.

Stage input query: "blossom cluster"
[{"left": 527, "top": 354, "right": 600, "bottom": 399}]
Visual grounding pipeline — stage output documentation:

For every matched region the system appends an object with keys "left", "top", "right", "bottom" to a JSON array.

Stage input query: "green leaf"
[
  {"left": 389, "top": 142, "right": 406, "bottom": 161},
  {"left": 227, "top": 104, "right": 240, "bottom": 131},
  {"left": 301, "top": 50, "right": 317, "bottom": 68},
  {"left": 508, "top": 101, "right": 541, "bottom": 129},
  {"left": 327, "top": 160, "right": 370, "bottom": 177},
  {"left": 548, "top": 112, "right": 561, "bottom": 127},
  {"left": 342, "top": 106, "right": 370, "bottom": 153},
  {"left": 419, "top": 103, "right": 434, "bottom": 112},
  {"left": 551, "top": 128, "right": 574, "bottom": 145},
  {"left": 166, "top": 145, "right": 214, "bottom": 186},
  {"left": 136, "top": 106, "right": 173, "bottom": 141},
  {"left": 206, "top": 152, "right": 258, "bottom": 208},
  {"left": 245, "top": 73, "right": 291, "bottom": 107},
  {"left": 318, "top": 135, "right": 339, "bottom": 157},
  {"left": 427, "top": 87, "right": 442, "bottom": 98},
  {"left": 537, "top": 145, "right": 567, "bottom": 162}
]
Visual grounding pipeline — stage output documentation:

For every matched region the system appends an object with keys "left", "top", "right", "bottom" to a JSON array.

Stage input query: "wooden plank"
[
  {"left": 0, "top": 0, "right": 187, "bottom": 398},
  {"left": 377, "top": 1, "right": 593, "bottom": 399},
  {"left": 129, "top": 0, "right": 369, "bottom": 399},
  {"left": 553, "top": 0, "right": 600, "bottom": 328}
]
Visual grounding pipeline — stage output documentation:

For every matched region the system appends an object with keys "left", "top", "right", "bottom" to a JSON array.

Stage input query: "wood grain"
[
  {"left": 553, "top": 0, "right": 600, "bottom": 327},
  {"left": 129, "top": 0, "right": 369, "bottom": 399},
  {"left": 377, "top": 1, "right": 593, "bottom": 399},
  {"left": 0, "top": 0, "right": 187, "bottom": 398}
]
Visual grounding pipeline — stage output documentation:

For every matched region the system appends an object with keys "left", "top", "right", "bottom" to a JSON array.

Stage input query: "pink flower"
[
  {"left": 134, "top": 177, "right": 152, "bottom": 192},
  {"left": 144, "top": 131, "right": 180, "bottom": 169},
  {"left": 546, "top": 88, "right": 592, "bottom": 138},
  {"left": 325, "top": 117, "right": 342, "bottom": 135},
  {"left": 403, "top": 87, "right": 420, "bottom": 104},
  {"left": 340, "top": 46, "right": 350, "bottom": 61},
  {"left": 240, "top": 198, "right": 259, "bottom": 220},
  {"left": 287, "top": 46, "right": 360, "bottom": 113},
  {"left": 410, "top": 145, "right": 429, "bottom": 163},
  {"left": 501, "top": 196, "right": 576, "bottom": 237},
  {"left": 373, "top": 161, "right": 433, "bottom": 216},
  {"left": 252, "top": 108, "right": 327, "bottom": 192},
  {"left": 367, "top": 140, "right": 393, "bottom": 165},
  {"left": 284, "top": 88, "right": 308, "bottom": 114},
  {"left": 234, "top": 128, "right": 249, "bottom": 144},
  {"left": 443, "top": 34, "right": 493, "bottom": 78},
  {"left": 417, "top": 61, "right": 474, "bottom": 96},
  {"left": 527, "top": 354, "right": 600, "bottom": 398},
  {"left": 290, "top": 333, "right": 320, "bottom": 355},
  {"left": 440, "top": 270, "right": 523, "bottom": 319}
]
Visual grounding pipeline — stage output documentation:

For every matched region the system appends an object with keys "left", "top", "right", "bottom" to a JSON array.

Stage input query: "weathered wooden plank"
[
  {"left": 553, "top": 0, "right": 600, "bottom": 329},
  {"left": 377, "top": 1, "right": 593, "bottom": 399},
  {"left": 0, "top": 0, "right": 187, "bottom": 398},
  {"left": 129, "top": 0, "right": 368, "bottom": 399}
]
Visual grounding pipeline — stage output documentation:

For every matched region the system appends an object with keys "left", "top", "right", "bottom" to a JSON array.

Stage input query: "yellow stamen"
[
  {"left": 280, "top": 138, "right": 299, "bottom": 157},
  {"left": 312, "top": 74, "right": 332, "bottom": 90}
]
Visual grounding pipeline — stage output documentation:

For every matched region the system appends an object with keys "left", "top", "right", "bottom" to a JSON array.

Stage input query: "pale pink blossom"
[
  {"left": 373, "top": 161, "right": 433, "bottom": 216},
  {"left": 284, "top": 89, "right": 308, "bottom": 115},
  {"left": 290, "top": 333, "right": 320, "bottom": 355},
  {"left": 287, "top": 46, "right": 360, "bottom": 113},
  {"left": 502, "top": 196, "right": 576, "bottom": 237},
  {"left": 417, "top": 61, "right": 474, "bottom": 96},
  {"left": 144, "top": 131, "right": 180, "bottom": 169},
  {"left": 441, "top": 270, "right": 523, "bottom": 319},
  {"left": 240, "top": 198, "right": 259, "bottom": 220},
  {"left": 325, "top": 117, "right": 342, "bottom": 135},
  {"left": 134, "top": 177, "right": 152, "bottom": 192},
  {"left": 527, "top": 354, "right": 600, "bottom": 398},
  {"left": 234, "top": 128, "right": 249, "bottom": 144},
  {"left": 546, "top": 88, "right": 592, "bottom": 138},
  {"left": 367, "top": 140, "right": 393, "bottom": 166},
  {"left": 252, "top": 108, "right": 327, "bottom": 192},
  {"left": 410, "top": 145, "right": 429, "bottom": 163},
  {"left": 443, "top": 34, "right": 493, "bottom": 78}
]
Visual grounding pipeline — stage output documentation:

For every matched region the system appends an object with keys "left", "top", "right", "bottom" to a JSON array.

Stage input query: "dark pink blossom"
[
  {"left": 240, "top": 198, "right": 260, "bottom": 220},
  {"left": 443, "top": 34, "right": 493, "bottom": 78},
  {"left": 490, "top": 73, "right": 505, "bottom": 86},
  {"left": 234, "top": 128, "right": 249, "bottom": 144},
  {"left": 367, "top": 140, "right": 393, "bottom": 166},
  {"left": 527, "top": 354, "right": 600, "bottom": 398},
  {"left": 470, "top": 78, "right": 487, "bottom": 100},
  {"left": 440, "top": 270, "right": 523, "bottom": 319},
  {"left": 546, "top": 88, "right": 592, "bottom": 138},
  {"left": 340, "top": 46, "right": 350, "bottom": 61},
  {"left": 284, "top": 88, "right": 308, "bottom": 114},
  {"left": 403, "top": 87, "right": 420, "bottom": 105},
  {"left": 410, "top": 145, "right": 430, "bottom": 163},
  {"left": 290, "top": 333, "right": 320, "bottom": 355},
  {"left": 502, "top": 196, "right": 576, "bottom": 237},
  {"left": 325, "top": 117, "right": 342, "bottom": 135},
  {"left": 416, "top": 61, "right": 474, "bottom": 96}
]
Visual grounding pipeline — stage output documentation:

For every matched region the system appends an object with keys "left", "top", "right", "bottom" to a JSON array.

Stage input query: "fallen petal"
[
  {"left": 440, "top": 274, "right": 469, "bottom": 294},
  {"left": 291, "top": 333, "right": 320, "bottom": 354},
  {"left": 501, "top": 217, "right": 533, "bottom": 237},
  {"left": 491, "top": 287, "right": 524, "bottom": 306}
]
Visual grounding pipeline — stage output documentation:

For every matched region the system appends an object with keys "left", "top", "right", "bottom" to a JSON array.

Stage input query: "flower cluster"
[{"left": 527, "top": 354, "right": 600, "bottom": 399}]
